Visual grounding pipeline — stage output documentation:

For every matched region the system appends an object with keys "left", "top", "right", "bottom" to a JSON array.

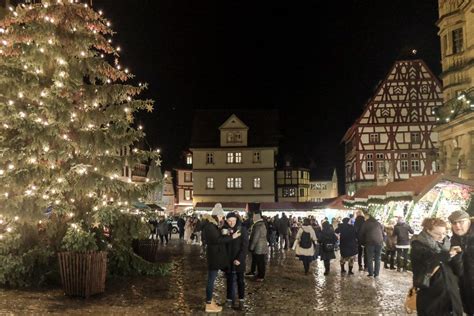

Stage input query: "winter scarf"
[{"left": 413, "top": 230, "right": 451, "bottom": 253}]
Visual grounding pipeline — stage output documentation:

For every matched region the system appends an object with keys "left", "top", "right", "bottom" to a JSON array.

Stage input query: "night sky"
[{"left": 94, "top": 0, "right": 441, "bottom": 192}]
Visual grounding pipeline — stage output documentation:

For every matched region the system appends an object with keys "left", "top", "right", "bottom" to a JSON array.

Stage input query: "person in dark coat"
[
  {"left": 411, "top": 217, "right": 463, "bottom": 316},
  {"left": 449, "top": 210, "right": 474, "bottom": 315},
  {"left": 318, "top": 221, "right": 338, "bottom": 275},
  {"left": 223, "top": 212, "right": 248, "bottom": 311},
  {"left": 278, "top": 212, "right": 290, "bottom": 250},
  {"left": 383, "top": 222, "right": 397, "bottom": 270},
  {"left": 359, "top": 215, "right": 384, "bottom": 278},
  {"left": 393, "top": 216, "right": 414, "bottom": 272},
  {"left": 248, "top": 212, "right": 268, "bottom": 281},
  {"left": 157, "top": 217, "right": 169, "bottom": 245},
  {"left": 202, "top": 204, "right": 241, "bottom": 313},
  {"left": 354, "top": 211, "right": 367, "bottom": 271},
  {"left": 335, "top": 218, "right": 358, "bottom": 275},
  {"left": 177, "top": 216, "right": 186, "bottom": 240}
]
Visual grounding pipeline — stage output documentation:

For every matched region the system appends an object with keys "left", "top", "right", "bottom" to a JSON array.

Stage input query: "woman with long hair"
[{"left": 410, "top": 217, "right": 463, "bottom": 316}]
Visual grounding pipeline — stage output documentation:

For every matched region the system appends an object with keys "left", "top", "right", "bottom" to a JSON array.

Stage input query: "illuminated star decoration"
[{"left": 145, "top": 104, "right": 154, "bottom": 112}]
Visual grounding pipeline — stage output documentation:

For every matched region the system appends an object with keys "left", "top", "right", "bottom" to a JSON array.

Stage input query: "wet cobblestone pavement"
[{"left": 0, "top": 239, "right": 413, "bottom": 315}]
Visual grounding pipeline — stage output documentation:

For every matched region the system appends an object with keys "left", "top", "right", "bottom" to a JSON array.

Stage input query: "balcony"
[{"left": 434, "top": 87, "right": 474, "bottom": 123}]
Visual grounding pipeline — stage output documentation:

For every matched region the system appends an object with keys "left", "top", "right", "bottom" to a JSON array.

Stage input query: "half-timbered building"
[{"left": 343, "top": 59, "right": 443, "bottom": 195}]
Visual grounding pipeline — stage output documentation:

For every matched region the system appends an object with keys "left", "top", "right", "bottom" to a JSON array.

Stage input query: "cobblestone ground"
[{"left": 0, "top": 238, "right": 413, "bottom": 315}]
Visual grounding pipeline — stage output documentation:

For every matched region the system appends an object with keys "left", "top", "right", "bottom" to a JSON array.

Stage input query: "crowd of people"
[{"left": 152, "top": 204, "right": 473, "bottom": 315}]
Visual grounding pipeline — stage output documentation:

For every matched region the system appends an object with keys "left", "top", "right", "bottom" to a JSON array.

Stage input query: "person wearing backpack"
[{"left": 294, "top": 218, "right": 317, "bottom": 274}]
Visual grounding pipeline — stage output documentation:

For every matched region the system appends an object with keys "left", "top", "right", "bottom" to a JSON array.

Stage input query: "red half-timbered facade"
[{"left": 343, "top": 59, "right": 443, "bottom": 195}]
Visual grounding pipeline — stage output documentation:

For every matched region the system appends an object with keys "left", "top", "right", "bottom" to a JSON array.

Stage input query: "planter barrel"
[
  {"left": 132, "top": 239, "right": 161, "bottom": 262},
  {"left": 58, "top": 251, "right": 107, "bottom": 298}
]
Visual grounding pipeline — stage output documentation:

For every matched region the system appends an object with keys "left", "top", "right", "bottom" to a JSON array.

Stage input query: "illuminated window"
[
  {"left": 227, "top": 153, "right": 234, "bottom": 163},
  {"left": 235, "top": 152, "right": 242, "bottom": 163},
  {"left": 184, "top": 190, "right": 192, "bottom": 201},
  {"left": 253, "top": 177, "right": 261, "bottom": 189},
  {"left": 283, "top": 188, "right": 296, "bottom": 197},
  {"left": 235, "top": 177, "right": 242, "bottom": 188},
  {"left": 206, "top": 177, "right": 214, "bottom": 189},
  {"left": 186, "top": 154, "right": 192, "bottom": 165}
]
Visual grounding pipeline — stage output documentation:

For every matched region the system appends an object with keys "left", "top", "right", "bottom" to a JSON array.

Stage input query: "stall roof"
[
  {"left": 195, "top": 202, "right": 247, "bottom": 210},
  {"left": 260, "top": 201, "right": 329, "bottom": 211},
  {"left": 326, "top": 195, "right": 352, "bottom": 210},
  {"left": 349, "top": 174, "right": 474, "bottom": 203}
]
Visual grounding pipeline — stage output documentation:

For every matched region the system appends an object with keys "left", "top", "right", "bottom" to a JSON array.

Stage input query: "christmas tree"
[{"left": 0, "top": 1, "right": 160, "bottom": 286}]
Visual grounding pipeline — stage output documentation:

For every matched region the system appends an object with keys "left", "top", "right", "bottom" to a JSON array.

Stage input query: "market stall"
[{"left": 344, "top": 175, "right": 474, "bottom": 233}]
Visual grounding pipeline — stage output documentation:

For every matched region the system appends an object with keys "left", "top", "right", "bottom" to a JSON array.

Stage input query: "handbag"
[
  {"left": 405, "top": 265, "right": 439, "bottom": 313},
  {"left": 404, "top": 287, "right": 417, "bottom": 314},
  {"left": 323, "top": 243, "right": 334, "bottom": 252}
]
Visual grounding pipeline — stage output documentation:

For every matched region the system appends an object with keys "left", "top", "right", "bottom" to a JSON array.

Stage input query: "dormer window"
[{"left": 227, "top": 131, "right": 242, "bottom": 144}]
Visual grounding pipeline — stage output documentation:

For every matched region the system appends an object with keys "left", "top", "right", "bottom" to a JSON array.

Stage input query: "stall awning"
[{"left": 195, "top": 202, "right": 247, "bottom": 211}]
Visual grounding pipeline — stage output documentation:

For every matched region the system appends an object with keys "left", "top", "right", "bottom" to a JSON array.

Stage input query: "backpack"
[{"left": 300, "top": 231, "right": 312, "bottom": 249}]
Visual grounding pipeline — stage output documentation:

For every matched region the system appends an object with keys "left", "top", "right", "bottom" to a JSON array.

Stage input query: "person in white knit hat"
[{"left": 202, "top": 203, "right": 241, "bottom": 313}]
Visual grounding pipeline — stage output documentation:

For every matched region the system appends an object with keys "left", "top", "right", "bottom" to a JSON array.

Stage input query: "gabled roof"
[
  {"left": 348, "top": 174, "right": 474, "bottom": 202},
  {"left": 341, "top": 59, "right": 442, "bottom": 143},
  {"left": 190, "top": 109, "right": 280, "bottom": 148}
]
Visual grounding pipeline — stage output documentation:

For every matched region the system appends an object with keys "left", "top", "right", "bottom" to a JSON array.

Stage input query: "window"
[
  {"left": 227, "top": 131, "right": 242, "bottom": 143},
  {"left": 300, "top": 188, "right": 305, "bottom": 197},
  {"left": 401, "top": 160, "right": 409, "bottom": 172},
  {"left": 285, "top": 170, "right": 292, "bottom": 179},
  {"left": 206, "top": 177, "right": 214, "bottom": 189},
  {"left": 253, "top": 177, "right": 261, "bottom": 189},
  {"left": 401, "top": 153, "right": 408, "bottom": 159},
  {"left": 283, "top": 188, "right": 296, "bottom": 197},
  {"left": 411, "top": 132, "right": 421, "bottom": 144},
  {"left": 411, "top": 152, "right": 419, "bottom": 159},
  {"left": 452, "top": 28, "right": 463, "bottom": 54},
  {"left": 186, "top": 154, "right": 192, "bottom": 165},
  {"left": 226, "top": 177, "right": 241, "bottom": 189},
  {"left": 369, "top": 134, "right": 379, "bottom": 144},
  {"left": 184, "top": 172, "right": 192, "bottom": 182},
  {"left": 235, "top": 152, "right": 242, "bottom": 163},
  {"left": 227, "top": 132, "right": 234, "bottom": 143},
  {"left": 184, "top": 189, "right": 192, "bottom": 201},
  {"left": 235, "top": 177, "right": 242, "bottom": 188},
  {"left": 366, "top": 153, "right": 373, "bottom": 159},
  {"left": 227, "top": 152, "right": 234, "bottom": 164},
  {"left": 376, "top": 153, "right": 384, "bottom": 159},
  {"left": 206, "top": 152, "right": 214, "bottom": 164},
  {"left": 367, "top": 161, "right": 374, "bottom": 173},
  {"left": 411, "top": 160, "right": 420, "bottom": 172},
  {"left": 253, "top": 151, "right": 261, "bottom": 163},
  {"left": 377, "top": 161, "right": 385, "bottom": 174},
  {"left": 321, "top": 184, "right": 327, "bottom": 190}
]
